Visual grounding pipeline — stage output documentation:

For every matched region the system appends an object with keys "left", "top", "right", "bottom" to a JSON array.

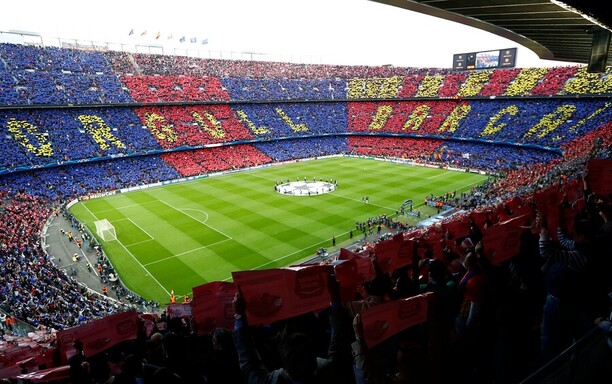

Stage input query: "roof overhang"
[{"left": 371, "top": 0, "right": 612, "bottom": 67}]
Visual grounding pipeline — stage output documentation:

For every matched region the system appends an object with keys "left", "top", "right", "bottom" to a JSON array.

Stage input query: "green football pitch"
[{"left": 68, "top": 156, "right": 488, "bottom": 304}]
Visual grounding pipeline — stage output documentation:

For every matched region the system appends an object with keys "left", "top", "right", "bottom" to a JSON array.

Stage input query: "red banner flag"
[
  {"left": 232, "top": 265, "right": 333, "bottom": 326},
  {"left": 563, "top": 178, "right": 584, "bottom": 204},
  {"left": 507, "top": 204, "right": 534, "bottom": 223},
  {"left": 0, "top": 345, "right": 52, "bottom": 379},
  {"left": 191, "top": 281, "right": 237, "bottom": 335},
  {"left": 0, "top": 345, "right": 41, "bottom": 369},
  {"left": 15, "top": 365, "right": 71, "bottom": 383},
  {"left": 338, "top": 247, "right": 375, "bottom": 285},
  {"left": 506, "top": 196, "right": 523, "bottom": 212},
  {"left": 534, "top": 186, "right": 563, "bottom": 238},
  {"left": 500, "top": 211, "right": 533, "bottom": 228},
  {"left": 360, "top": 293, "right": 431, "bottom": 348},
  {"left": 374, "top": 238, "right": 402, "bottom": 273},
  {"left": 397, "top": 237, "right": 415, "bottom": 265},
  {"left": 481, "top": 220, "right": 524, "bottom": 265},
  {"left": 166, "top": 303, "right": 192, "bottom": 319},
  {"left": 469, "top": 210, "right": 491, "bottom": 231},
  {"left": 442, "top": 219, "right": 471, "bottom": 239},
  {"left": 423, "top": 232, "right": 444, "bottom": 260},
  {"left": 587, "top": 159, "right": 612, "bottom": 196},
  {"left": 535, "top": 186, "right": 562, "bottom": 215},
  {"left": 338, "top": 247, "right": 356, "bottom": 260},
  {"left": 339, "top": 247, "right": 370, "bottom": 260},
  {"left": 332, "top": 258, "right": 360, "bottom": 301},
  {"left": 56, "top": 311, "right": 139, "bottom": 363}
]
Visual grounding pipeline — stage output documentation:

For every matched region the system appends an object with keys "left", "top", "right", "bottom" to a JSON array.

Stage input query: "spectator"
[
  {"left": 418, "top": 258, "right": 458, "bottom": 383},
  {"left": 454, "top": 251, "right": 488, "bottom": 379},
  {"left": 537, "top": 208, "right": 598, "bottom": 363},
  {"left": 351, "top": 313, "right": 428, "bottom": 384},
  {"left": 150, "top": 366, "right": 184, "bottom": 384},
  {"left": 68, "top": 339, "right": 91, "bottom": 384},
  {"left": 231, "top": 274, "right": 351, "bottom": 384},
  {"left": 205, "top": 327, "right": 244, "bottom": 384},
  {"left": 343, "top": 258, "right": 391, "bottom": 318}
]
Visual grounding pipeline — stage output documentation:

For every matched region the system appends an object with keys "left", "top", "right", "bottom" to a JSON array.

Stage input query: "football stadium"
[{"left": 0, "top": 1, "right": 611, "bottom": 383}]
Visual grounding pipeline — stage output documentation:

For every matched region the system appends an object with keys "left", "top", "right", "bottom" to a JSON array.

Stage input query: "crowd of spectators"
[
  {"left": 0, "top": 43, "right": 132, "bottom": 105},
  {"left": 1, "top": 43, "right": 611, "bottom": 108},
  {"left": 121, "top": 75, "right": 229, "bottom": 103},
  {"left": 254, "top": 137, "right": 349, "bottom": 162},
  {"left": 0, "top": 193, "right": 133, "bottom": 332},
  {"left": 1, "top": 43, "right": 610, "bottom": 181},
  {"left": 345, "top": 98, "right": 612, "bottom": 150},
  {"left": 478, "top": 122, "right": 612, "bottom": 206},
  {"left": 347, "top": 136, "right": 561, "bottom": 173},
  {"left": 348, "top": 137, "right": 440, "bottom": 163},
  {"left": 5, "top": 97, "right": 607, "bottom": 175},
  {"left": 0, "top": 156, "right": 181, "bottom": 201},
  {"left": 0, "top": 43, "right": 610, "bottom": 383},
  {"left": 428, "top": 142, "right": 559, "bottom": 173},
  {"left": 6, "top": 162, "right": 608, "bottom": 383},
  {"left": 131, "top": 104, "right": 255, "bottom": 148},
  {"left": 109, "top": 52, "right": 448, "bottom": 80},
  {"left": 230, "top": 102, "right": 348, "bottom": 139},
  {"left": 0, "top": 108, "right": 161, "bottom": 170},
  {"left": 161, "top": 145, "right": 273, "bottom": 177},
  {"left": 222, "top": 77, "right": 347, "bottom": 101}
]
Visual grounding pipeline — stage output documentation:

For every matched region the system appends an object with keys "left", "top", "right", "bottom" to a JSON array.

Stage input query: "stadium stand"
[{"left": 0, "top": 42, "right": 610, "bottom": 383}]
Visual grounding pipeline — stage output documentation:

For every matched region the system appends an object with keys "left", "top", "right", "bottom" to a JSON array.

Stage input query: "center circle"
[{"left": 275, "top": 181, "right": 336, "bottom": 196}]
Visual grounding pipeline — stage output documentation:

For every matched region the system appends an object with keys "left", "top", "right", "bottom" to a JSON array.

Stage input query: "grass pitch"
[{"left": 69, "top": 157, "right": 487, "bottom": 303}]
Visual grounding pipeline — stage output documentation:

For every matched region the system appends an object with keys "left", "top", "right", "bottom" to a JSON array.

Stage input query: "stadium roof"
[{"left": 372, "top": 0, "right": 612, "bottom": 68}]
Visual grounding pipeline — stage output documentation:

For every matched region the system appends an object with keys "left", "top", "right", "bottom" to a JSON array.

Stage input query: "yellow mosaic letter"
[
  {"left": 236, "top": 109, "right": 269, "bottom": 135},
  {"left": 369, "top": 105, "right": 393, "bottom": 130},
  {"left": 77, "top": 115, "right": 125, "bottom": 150},
  {"left": 402, "top": 105, "right": 431, "bottom": 131},
  {"left": 480, "top": 105, "right": 519, "bottom": 136},
  {"left": 144, "top": 113, "right": 177, "bottom": 143},
  {"left": 439, "top": 104, "right": 471, "bottom": 133},
  {"left": 523, "top": 105, "right": 576, "bottom": 139},
  {"left": 275, "top": 108, "right": 308, "bottom": 132},
  {"left": 7, "top": 118, "right": 54, "bottom": 156},
  {"left": 191, "top": 111, "right": 225, "bottom": 139}
]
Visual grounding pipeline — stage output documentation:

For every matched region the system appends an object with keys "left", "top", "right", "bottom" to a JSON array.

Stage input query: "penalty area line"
[
  {"left": 158, "top": 200, "right": 233, "bottom": 240},
  {"left": 142, "top": 238, "right": 233, "bottom": 267}
]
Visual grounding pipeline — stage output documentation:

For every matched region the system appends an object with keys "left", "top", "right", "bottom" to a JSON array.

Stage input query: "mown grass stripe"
[{"left": 71, "top": 157, "right": 488, "bottom": 303}]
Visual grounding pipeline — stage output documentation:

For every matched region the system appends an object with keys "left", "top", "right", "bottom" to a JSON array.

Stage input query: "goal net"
[{"left": 94, "top": 219, "right": 117, "bottom": 242}]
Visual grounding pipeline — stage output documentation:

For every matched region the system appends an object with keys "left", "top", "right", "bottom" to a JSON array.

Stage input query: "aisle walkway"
[{"left": 45, "top": 211, "right": 154, "bottom": 313}]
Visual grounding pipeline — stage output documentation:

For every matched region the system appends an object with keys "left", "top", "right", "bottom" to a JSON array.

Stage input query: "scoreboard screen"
[{"left": 453, "top": 48, "right": 517, "bottom": 71}]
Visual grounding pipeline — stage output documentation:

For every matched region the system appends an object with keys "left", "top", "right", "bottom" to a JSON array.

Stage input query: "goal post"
[{"left": 94, "top": 219, "right": 117, "bottom": 242}]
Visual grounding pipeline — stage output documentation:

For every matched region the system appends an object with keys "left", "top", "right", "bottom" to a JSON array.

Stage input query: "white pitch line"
[
  {"left": 128, "top": 218, "right": 154, "bottom": 240},
  {"left": 81, "top": 203, "right": 99, "bottom": 222},
  {"left": 181, "top": 208, "right": 209, "bottom": 223},
  {"left": 111, "top": 237, "right": 171, "bottom": 296},
  {"left": 124, "top": 239, "right": 155, "bottom": 247},
  {"left": 425, "top": 172, "right": 451, "bottom": 179},
  {"left": 143, "top": 238, "right": 233, "bottom": 266},
  {"left": 158, "top": 200, "right": 233, "bottom": 240},
  {"left": 247, "top": 173, "right": 281, "bottom": 182},
  {"left": 93, "top": 200, "right": 157, "bottom": 215},
  {"left": 80, "top": 202, "right": 170, "bottom": 296}
]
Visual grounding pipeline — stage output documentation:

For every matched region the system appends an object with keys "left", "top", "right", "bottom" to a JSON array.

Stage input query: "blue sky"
[{"left": 0, "top": 0, "right": 578, "bottom": 68}]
